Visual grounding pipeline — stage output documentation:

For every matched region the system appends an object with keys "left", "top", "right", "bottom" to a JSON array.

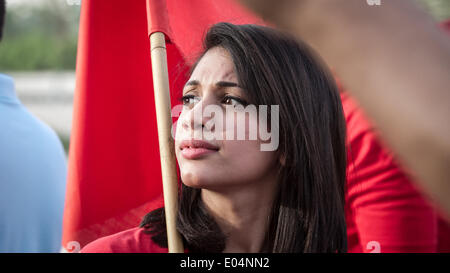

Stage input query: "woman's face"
[{"left": 175, "top": 46, "right": 279, "bottom": 190}]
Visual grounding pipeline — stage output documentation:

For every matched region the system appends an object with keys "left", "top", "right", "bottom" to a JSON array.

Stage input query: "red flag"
[{"left": 62, "top": 0, "right": 262, "bottom": 252}]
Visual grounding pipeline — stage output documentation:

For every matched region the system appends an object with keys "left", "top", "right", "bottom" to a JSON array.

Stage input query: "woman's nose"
[{"left": 182, "top": 97, "right": 217, "bottom": 132}]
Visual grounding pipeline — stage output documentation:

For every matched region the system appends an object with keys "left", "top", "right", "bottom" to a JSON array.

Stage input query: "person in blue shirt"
[{"left": 0, "top": 0, "right": 67, "bottom": 252}]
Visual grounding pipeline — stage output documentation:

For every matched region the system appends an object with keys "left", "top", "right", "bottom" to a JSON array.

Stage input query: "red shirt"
[
  {"left": 81, "top": 227, "right": 169, "bottom": 253},
  {"left": 81, "top": 92, "right": 450, "bottom": 253}
]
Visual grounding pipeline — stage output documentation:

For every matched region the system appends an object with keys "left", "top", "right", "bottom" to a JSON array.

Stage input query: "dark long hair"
[{"left": 141, "top": 23, "right": 347, "bottom": 253}]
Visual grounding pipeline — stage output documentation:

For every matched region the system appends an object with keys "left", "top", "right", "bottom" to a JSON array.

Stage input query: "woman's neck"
[{"left": 200, "top": 174, "right": 278, "bottom": 253}]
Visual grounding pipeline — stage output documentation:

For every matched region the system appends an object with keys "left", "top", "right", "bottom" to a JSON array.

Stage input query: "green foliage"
[
  {"left": 419, "top": 0, "right": 450, "bottom": 21},
  {"left": 0, "top": 33, "right": 77, "bottom": 70},
  {"left": 58, "top": 133, "right": 70, "bottom": 155},
  {"left": 0, "top": 0, "right": 80, "bottom": 71}
]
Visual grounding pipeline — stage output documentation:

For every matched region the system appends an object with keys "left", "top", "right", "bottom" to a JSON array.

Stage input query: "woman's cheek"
[{"left": 222, "top": 110, "right": 255, "bottom": 141}]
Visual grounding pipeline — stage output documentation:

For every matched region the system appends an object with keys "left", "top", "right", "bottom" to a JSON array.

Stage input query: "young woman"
[{"left": 81, "top": 22, "right": 347, "bottom": 253}]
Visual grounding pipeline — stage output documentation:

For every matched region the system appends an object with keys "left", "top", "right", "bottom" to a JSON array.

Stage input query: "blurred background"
[
  {"left": 0, "top": 0, "right": 79, "bottom": 155},
  {"left": 0, "top": 0, "right": 448, "bottom": 156}
]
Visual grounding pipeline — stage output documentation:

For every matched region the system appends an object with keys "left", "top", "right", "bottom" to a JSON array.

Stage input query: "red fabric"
[
  {"left": 80, "top": 227, "right": 168, "bottom": 253},
  {"left": 146, "top": 0, "right": 171, "bottom": 38},
  {"left": 149, "top": 0, "right": 265, "bottom": 64},
  {"left": 62, "top": 0, "right": 188, "bottom": 249}
]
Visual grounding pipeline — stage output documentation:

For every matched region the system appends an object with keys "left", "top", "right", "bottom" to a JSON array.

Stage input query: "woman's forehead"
[{"left": 189, "top": 47, "right": 238, "bottom": 85}]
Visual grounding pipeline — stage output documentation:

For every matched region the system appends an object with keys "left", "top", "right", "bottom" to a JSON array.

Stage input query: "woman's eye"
[
  {"left": 222, "top": 96, "right": 248, "bottom": 107},
  {"left": 181, "top": 95, "right": 200, "bottom": 106}
]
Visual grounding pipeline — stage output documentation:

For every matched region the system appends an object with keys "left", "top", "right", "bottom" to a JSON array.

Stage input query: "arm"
[
  {"left": 239, "top": 0, "right": 450, "bottom": 214},
  {"left": 344, "top": 93, "right": 438, "bottom": 252}
]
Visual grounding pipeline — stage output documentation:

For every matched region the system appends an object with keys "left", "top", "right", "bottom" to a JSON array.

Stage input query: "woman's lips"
[
  {"left": 179, "top": 140, "right": 219, "bottom": 160},
  {"left": 181, "top": 147, "right": 218, "bottom": 159}
]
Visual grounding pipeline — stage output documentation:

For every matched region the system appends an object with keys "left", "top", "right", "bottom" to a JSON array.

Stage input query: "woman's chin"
[
  {"left": 181, "top": 174, "right": 227, "bottom": 190},
  {"left": 181, "top": 172, "right": 209, "bottom": 188}
]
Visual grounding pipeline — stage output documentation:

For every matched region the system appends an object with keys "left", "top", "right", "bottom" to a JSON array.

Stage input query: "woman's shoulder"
[{"left": 80, "top": 227, "right": 169, "bottom": 253}]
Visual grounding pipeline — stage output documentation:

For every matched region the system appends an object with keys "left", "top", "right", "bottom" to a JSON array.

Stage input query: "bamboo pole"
[{"left": 150, "top": 31, "right": 184, "bottom": 253}]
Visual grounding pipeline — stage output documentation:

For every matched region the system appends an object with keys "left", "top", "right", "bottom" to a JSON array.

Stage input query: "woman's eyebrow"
[
  {"left": 215, "top": 81, "right": 241, "bottom": 88},
  {"left": 183, "top": 80, "right": 241, "bottom": 89},
  {"left": 184, "top": 80, "right": 200, "bottom": 88}
]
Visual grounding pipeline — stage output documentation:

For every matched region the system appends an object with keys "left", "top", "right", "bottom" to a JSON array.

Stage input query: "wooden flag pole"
[{"left": 150, "top": 31, "right": 184, "bottom": 253}]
